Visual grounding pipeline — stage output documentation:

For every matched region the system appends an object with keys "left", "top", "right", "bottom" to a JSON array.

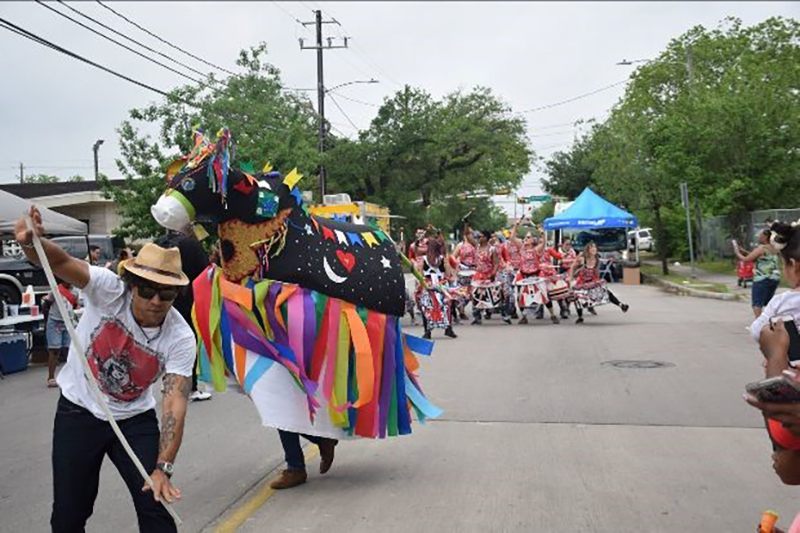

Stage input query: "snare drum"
[
  {"left": 573, "top": 280, "right": 610, "bottom": 308},
  {"left": 515, "top": 276, "right": 549, "bottom": 309},
  {"left": 471, "top": 280, "right": 502, "bottom": 310},
  {"left": 546, "top": 274, "right": 572, "bottom": 301},
  {"left": 458, "top": 269, "right": 476, "bottom": 287}
]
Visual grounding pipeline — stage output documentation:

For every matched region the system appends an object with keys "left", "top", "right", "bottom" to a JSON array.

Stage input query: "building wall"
[{"left": 50, "top": 202, "right": 121, "bottom": 235}]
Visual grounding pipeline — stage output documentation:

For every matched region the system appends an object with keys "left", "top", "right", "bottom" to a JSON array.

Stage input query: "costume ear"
[{"left": 230, "top": 169, "right": 256, "bottom": 195}]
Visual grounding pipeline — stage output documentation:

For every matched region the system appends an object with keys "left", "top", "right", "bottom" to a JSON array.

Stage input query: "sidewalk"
[
  {"left": 642, "top": 259, "right": 749, "bottom": 298},
  {"left": 643, "top": 259, "right": 788, "bottom": 301}
]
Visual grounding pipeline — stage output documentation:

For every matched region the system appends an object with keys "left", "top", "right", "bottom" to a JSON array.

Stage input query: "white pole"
[{"left": 24, "top": 214, "right": 182, "bottom": 525}]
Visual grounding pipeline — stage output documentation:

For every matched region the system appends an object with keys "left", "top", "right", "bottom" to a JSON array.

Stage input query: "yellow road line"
[{"left": 213, "top": 446, "right": 320, "bottom": 533}]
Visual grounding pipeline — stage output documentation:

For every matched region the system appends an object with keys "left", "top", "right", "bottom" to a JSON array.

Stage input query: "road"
[{"left": 0, "top": 284, "right": 796, "bottom": 532}]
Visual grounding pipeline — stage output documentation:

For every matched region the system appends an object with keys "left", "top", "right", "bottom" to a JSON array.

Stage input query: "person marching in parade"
[
  {"left": 568, "top": 241, "right": 630, "bottom": 324},
  {"left": 16, "top": 207, "right": 194, "bottom": 532},
  {"left": 415, "top": 228, "right": 458, "bottom": 339},
  {"left": 503, "top": 230, "right": 522, "bottom": 320},
  {"left": 557, "top": 239, "right": 578, "bottom": 319},
  {"left": 453, "top": 228, "right": 477, "bottom": 320},
  {"left": 508, "top": 218, "right": 561, "bottom": 324},
  {"left": 464, "top": 224, "right": 510, "bottom": 325},
  {"left": 494, "top": 233, "right": 518, "bottom": 321}
]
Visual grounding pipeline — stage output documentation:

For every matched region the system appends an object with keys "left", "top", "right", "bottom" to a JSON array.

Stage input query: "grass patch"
[
  {"left": 641, "top": 264, "right": 730, "bottom": 294},
  {"left": 696, "top": 258, "right": 738, "bottom": 277}
]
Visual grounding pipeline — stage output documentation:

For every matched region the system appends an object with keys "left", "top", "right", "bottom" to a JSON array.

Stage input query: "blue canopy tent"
[{"left": 544, "top": 188, "right": 637, "bottom": 230}]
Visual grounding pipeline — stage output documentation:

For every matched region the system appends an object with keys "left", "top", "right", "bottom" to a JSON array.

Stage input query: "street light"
[
  {"left": 92, "top": 139, "right": 104, "bottom": 181},
  {"left": 325, "top": 79, "right": 378, "bottom": 94}
]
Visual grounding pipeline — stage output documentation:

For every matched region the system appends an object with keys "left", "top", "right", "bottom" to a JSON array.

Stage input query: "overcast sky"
[{"left": 1, "top": 1, "right": 797, "bottom": 211}]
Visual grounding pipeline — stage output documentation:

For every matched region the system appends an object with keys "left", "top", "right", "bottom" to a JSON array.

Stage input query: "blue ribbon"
[
  {"left": 347, "top": 232, "right": 364, "bottom": 246},
  {"left": 404, "top": 333, "right": 434, "bottom": 356}
]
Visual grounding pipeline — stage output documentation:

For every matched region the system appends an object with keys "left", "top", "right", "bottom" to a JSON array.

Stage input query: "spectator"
[
  {"left": 42, "top": 281, "right": 79, "bottom": 388},
  {"left": 733, "top": 229, "right": 782, "bottom": 318},
  {"left": 86, "top": 245, "right": 101, "bottom": 266}
]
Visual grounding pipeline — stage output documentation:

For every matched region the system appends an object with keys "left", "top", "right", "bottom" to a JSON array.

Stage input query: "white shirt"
[
  {"left": 57, "top": 266, "right": 196, "bottom": 420},
  {"left": 749, "top": 289, "right": 800, "bottom": 343}
]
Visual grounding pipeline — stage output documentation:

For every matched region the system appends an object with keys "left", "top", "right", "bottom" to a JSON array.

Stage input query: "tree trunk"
[{"left": 652, "top": 203, "right": 669, "bottom": 275}]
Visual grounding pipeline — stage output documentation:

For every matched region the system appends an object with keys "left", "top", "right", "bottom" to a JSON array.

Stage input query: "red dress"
[
  {"left": 560, "top": 249, "right": 577, "bottom": 272},
  {"left": 473, "top": 246, "right": 496, "bottom": 281},
  {"left": 518, "top": 245, "right": 540, "bottom": 277},
  {"left": 536, "top": 247, "right": 562, "bottom": 278},
  {"left": 505, "top": 241, "right": 522, "bottom": 271},
  {"left": 457, "top": 241, "right": 476, "bottom": 268}
]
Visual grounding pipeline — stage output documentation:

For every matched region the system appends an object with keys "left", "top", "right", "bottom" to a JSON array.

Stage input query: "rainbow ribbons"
[{"left": 192, "top": 265, "right": 440, "bottom": 438}]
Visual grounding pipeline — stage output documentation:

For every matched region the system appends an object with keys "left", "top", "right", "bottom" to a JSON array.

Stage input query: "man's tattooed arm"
[{"left": 158, "top": 373, "right": 190, "bottom": 464}]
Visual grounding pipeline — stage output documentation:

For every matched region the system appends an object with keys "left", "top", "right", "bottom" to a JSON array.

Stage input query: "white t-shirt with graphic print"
[{"left": 57, "top": 266, "right": 196, "bottom": 420}]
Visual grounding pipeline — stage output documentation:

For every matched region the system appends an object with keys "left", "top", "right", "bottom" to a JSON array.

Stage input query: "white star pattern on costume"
[
  {"left": 380, "top": 256, "right": 391, "bottom": 269},
  {"left": 304, "top": 224, "right": 314, "bottom": 235}
]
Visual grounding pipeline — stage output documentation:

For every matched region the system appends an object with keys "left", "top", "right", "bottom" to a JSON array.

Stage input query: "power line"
[
  {"left": 317, "top": 5, "right": 404, "bottom": 88},
  {"left": 331, "top": 92, "right": 379, "bottom": 107},
  {"left": 269, "top": 2, "right": 310, "bottom": 30},
  {"left": 0, "top": 16, "right": 174, "bottom": 99},
  {"left": 95, "top": 0, "right": 236, "bottom": 76},
  {"left": 327, "top": 93, "right": 360, "bottom": 131},
  {"left": 35, "top": 1, "right": 207, "bottom": 86},
  {"left": 55, "top": 0, "right": 213, "bottom": 81},
  {"left": 519, "top": 80, "right": 629, "bottom": 114}
]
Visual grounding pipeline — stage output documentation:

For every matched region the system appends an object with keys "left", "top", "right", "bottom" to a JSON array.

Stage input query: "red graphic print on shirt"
[{"left": 86, "top": 319, "right": 163, "bottom": 402}]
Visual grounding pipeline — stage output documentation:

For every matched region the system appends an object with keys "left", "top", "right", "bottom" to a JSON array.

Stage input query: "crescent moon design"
[{"left": 323, "top": 256, "right": 348, "bottom": 284}]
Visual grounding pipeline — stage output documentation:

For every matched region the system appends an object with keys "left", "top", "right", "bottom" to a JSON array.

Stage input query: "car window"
[
  {"left": 641, "top": 231, "right": 650, "bottom": 238},
  {"left": 52, "top": 237, "right": 88, "bottom": 259}
]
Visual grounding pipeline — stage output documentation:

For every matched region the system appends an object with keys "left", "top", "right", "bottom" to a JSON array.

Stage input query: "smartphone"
[
  {"left": 771, "top": 316, "right": 800, "bottom": 363},
  {"left": 746, "top": 375, "right": 800, "bottom": 403}
]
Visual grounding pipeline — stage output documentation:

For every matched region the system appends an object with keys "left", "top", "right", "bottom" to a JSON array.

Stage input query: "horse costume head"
[{"left": 152, "top": 130, "right": 406, "bottom": 316}]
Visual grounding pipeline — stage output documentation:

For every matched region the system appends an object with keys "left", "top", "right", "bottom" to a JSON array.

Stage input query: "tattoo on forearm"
[
  {"left": 159, "top": 412, "right": 177, "bottom": 454},
  {"left": 162, "top": 373, "right": 191, "bottom": 400}
]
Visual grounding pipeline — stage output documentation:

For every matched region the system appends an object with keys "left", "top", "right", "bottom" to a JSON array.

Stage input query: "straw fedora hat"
[{"left": 122, "top": 243, "right": 190, "bottom": 286}]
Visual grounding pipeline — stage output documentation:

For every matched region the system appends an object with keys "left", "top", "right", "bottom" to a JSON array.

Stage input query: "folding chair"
[{"left": 599, "top": 258, "right": 614, "bottom": 282}]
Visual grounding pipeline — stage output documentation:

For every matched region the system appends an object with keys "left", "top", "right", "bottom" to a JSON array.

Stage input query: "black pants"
[
  {"left": 576, "top": 290, "right": 622, "bottom": 317},
  {"left": 51, "top": 396, "right": 176, "bottom": 533},
  {"left": 278, "top": 430, "right": 329, "bottom": 471}
]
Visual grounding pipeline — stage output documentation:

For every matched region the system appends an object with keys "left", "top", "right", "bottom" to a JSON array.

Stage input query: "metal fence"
[{"left": 700, "top": 208, "right": 800, "bottom": 258}]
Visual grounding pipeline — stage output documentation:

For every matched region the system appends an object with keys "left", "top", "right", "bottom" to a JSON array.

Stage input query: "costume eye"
[{"left": 182, "top": 178, "right": 196, "bottom": 192}]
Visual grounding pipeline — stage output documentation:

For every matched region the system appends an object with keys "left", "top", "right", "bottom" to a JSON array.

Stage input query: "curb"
[{"left": 641, "top": 273, "right": 745, "bottom": 302}]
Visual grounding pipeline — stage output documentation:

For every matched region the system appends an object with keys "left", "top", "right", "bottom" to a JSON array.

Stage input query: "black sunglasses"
[{"left": 135, "top": 283, "right": 179, "bottom": 302}]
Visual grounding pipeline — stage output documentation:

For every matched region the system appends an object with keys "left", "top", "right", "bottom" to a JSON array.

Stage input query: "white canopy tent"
[{"left": 0, "top": 188, "right": 87, "bottom": 237}]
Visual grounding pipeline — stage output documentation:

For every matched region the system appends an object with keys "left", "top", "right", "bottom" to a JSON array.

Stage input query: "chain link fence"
[{"left": 700, "top": 208, "right": 800, "bottom": 258}]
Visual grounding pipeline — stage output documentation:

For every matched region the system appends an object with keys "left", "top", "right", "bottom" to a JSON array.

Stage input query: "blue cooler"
[{"left": 0, "top": 333, "right": 29, "bottom": 374}]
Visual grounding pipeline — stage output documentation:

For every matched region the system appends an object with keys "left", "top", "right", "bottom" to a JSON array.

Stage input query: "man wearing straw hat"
[{"left": 15, "top": 206, "right": 195, "bottom": 533}]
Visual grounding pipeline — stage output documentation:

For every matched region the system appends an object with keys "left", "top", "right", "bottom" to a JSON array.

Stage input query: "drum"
[
  {"left": 515, "top": 276, "right": 549, "bottom": 309},
  {"left": 415, "top": 288, "right": 452, "bottom": 329},
  {"left": 471, "top": 280, "right": 502, "bottom": 311},
  {"left": 458, "top": 269, "right": 476, "bottom": 287},
  {"left": 573, "top": 280, "right": 610, "bottom": 308},
  {"left": 546, "top": 274, "right": 572, "bottom": 301}
]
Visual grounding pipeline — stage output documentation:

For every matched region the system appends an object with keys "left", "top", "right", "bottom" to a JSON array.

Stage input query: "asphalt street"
[{"left": 1, "top": 284, "right": 797, "bottom": 532}]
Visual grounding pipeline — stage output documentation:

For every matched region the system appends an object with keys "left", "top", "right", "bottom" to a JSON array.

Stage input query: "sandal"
[{"left": 47, "top": 378, "right": 58, "bottom": 388}]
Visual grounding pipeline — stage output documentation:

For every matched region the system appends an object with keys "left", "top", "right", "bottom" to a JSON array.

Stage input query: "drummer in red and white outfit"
[
  {"left": 568, "top": 241, "right": 629, "bottom": 324},
  {"left": 508, "top": 219, "right": 561, "bottom": 325},
  {"left": 557, "top": 239, "right": 578, "bottom": 319},
  {"left": 464, "top": 225, "right": 510, "bottom": 325}
]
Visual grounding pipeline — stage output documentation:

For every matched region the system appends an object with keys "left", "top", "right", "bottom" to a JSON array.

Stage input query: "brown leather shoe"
[
  {"left": 319, "top": 439, "right": 338, "bottom": 474},
  {"left": 269, "top": 469, "right": 307, "bottom": 490}
]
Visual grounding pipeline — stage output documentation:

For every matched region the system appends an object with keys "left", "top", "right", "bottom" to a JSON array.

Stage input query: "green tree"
[
  {"left": 103, "top": 43, "right": 319, "bottom": 240},
  {"left": 326, "top": 85, "right": 532, "bottom": 235},
  {"left": 68, "top": 174, "right": 85, "bottom": 182},
  {"left": 24, "top": 174, "right": 59, "bottom": 184},
  {"left": 542, "top": 16, "right": 800, "bottom": 273}
]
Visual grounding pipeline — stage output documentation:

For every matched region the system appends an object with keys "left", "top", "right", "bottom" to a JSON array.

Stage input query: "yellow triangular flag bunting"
[
  {"left": 362, "top": 232, "right": 378, "bottom": 247},
  {"left": 283, "top": 168, "right": 302, "bottom": 189},
  {"left": 262, "top": 162, "right": 273, "bottom": 173},
  {"left": 194, "top": 224, "right": 210, "bottom": 241}
]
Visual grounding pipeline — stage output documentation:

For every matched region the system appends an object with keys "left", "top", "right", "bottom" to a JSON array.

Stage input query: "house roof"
[{"left": 0, "top": 179, "right": 127, "bottom": 199}]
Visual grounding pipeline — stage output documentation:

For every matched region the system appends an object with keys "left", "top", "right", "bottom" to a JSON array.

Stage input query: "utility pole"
[
  {"left": 19, "top": 162, "right": 24, "bottom": 184},
  {"left": 681, "top": 182, "right": 696, "bottom": 278},
  {"left": 300, "top": 10, "right": 348, "bottom": 202}
]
